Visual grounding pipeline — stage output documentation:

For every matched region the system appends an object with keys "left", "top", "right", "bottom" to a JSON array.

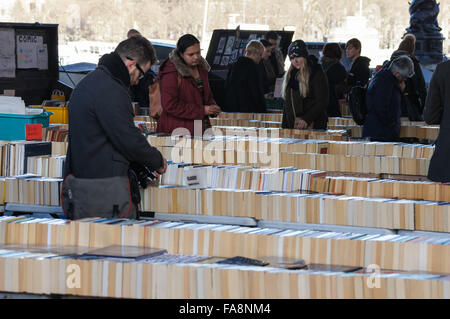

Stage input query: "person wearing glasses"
[
  {"left": 63, "top": 36, "right": 167, "bottom": 220},
  {"left": 157, "top": 34, "right": 221, "bottom": 136},
  {"left": 125, "top": 30, "right": 160, "bottom": 116},
  {"left": 362, "top": 55, "right": 415, "bottom": 142}
]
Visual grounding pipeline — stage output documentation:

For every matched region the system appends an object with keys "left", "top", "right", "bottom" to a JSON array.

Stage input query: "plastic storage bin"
[
  {"left": 0, "top": 112, "right": 53, "bottom": 140},
  {"left": 44, "top": 106, "right": 68, "bottom": 124}
]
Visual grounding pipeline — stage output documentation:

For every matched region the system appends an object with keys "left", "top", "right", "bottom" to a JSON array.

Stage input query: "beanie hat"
[
  {"left": 398, "top": 34, "right": 416, "bottom": 55},
  {"left": 177, "top": 34, "right": 200, "bottom": 54},
  {"left": 288, "top": 40, "right": 309, "bottom": 59}
]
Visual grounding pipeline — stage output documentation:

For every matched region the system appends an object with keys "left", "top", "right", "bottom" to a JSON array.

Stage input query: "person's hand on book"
[
  {"left": 205, "top": 105, "right": 221, "bottom": 117},
  {"left": 294, "top": 117, "right": 308, "bottom": 130},
  {"left": 156, "top": 157, "right": 167, "bottom": 176}
]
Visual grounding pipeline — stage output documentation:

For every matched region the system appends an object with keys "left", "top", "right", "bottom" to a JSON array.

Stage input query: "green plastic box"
[{"left": 0, "top": 112, "right": 53, "bottom": 141}]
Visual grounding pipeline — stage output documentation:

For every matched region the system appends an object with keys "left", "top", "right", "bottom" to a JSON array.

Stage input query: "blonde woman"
[{"left": 282, "top": 40, "right": 329, "bottom": 130}]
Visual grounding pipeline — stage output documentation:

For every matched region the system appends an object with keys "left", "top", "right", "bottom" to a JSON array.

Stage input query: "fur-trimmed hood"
[{"left": 159, "top": 48, "right": 210, "bottom": 77}]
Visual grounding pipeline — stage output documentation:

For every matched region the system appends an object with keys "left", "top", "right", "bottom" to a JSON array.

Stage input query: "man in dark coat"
[
  {"left": 64, "top": 36, "right": 167, "bottom": 218},
  {"left": 126, "top": 29, "right": 158, "bottom": 112},
  {"left": 224, "top": 40, "right": 267, "bottom": 113},
  {"left": 424, "top": 60, "right": 450, "bottom": 182},
  {"left": 321, "top": 43, "right": 348, "bottom": 117},
  {"left": 390, "top": 34, "right": 428, "bottom": 121},
  {"left": 362, "top": 55, "right": 415, "bottom": 142},
  {"left": 345, "top": 38, "right": 371, "bottom": 89}
]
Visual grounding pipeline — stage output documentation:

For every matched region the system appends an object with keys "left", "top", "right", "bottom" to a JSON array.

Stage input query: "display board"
[
  {"left": 206, "top": 29, "right": 294, "bottom": 71},
  {"left": 0, "top": 23, "right": 59, "bottom": 106},
  {"left": 205, "top": 29, "right": 294, "bottom": 109}
]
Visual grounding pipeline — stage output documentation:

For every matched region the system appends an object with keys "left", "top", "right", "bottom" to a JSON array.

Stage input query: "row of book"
[
  {"left": 213, "top": 113, "right": 439, "bottom": 141},
  {"left": 400, "top": 125, "right": 439, "bottom": 140},
  {"left": 26, "top": 155, "right": 65, "bottom": 178},
  {"left": 138, "top": 112, "right": 284, "bottom": 123},
  {"left": 147, "top": 134, "right": 434, "bottom": 159},
  {"left": 43, "top": 124, "right": 69, "bottom": 142},
  {"left": 328, "top": 117, "right": 357, "bottom": 126},
  {"left": 217, "top": 126, "right": 350, "bottom": 141},
  {"left": 135, "top": 120, "right": 157, "bottom": 134},
  {"left": 211, "top": 118, "right": 281, "bottom": 129},
  {"left": 141, "top": 186, "right": 424, "bottom": 230},
  {"left": 326, "top": 141, "right": 433, "bottom": 159},
  {"left": 0, "top": 141, "right": 52, "bottom": 177},
  {"left": 311, "top": 176, "right": 450, "bottom": 202},
  {"left": 157, "top": 147, "right": 430, "bottom": 175},
  {"left": 162, "top": 163, "right": 325, "bottom": 192},
  {"left": 51, "top": 142, "right": 68, "bottom": 156},
  {"left": 210, "top": 112, "right": 439, "bottom": 142},
  {"left": 329, "top": 117, "right": 440, "bottom": 140},
  {"left": 328, "top": 124, "right": 439, "bottom": 141},
  {"left": 216, "top": 112, "right": 283, "bottom": 122},
  {"left": 2, "top": 158, "right": 443, "bottom": 215},
  {"left": 157, "top": 162, "right": 450, "bottom": 206},
  {"left": 0, "top": 244, "right": 448, "bottom": 298},
  {"left": 1, "top": 216, "right": 449, "bottom": 275},
  {"left": 0, "top": 171, "right": 447, "bottom": 232},
  {"left": 328, "top": 117, "right": 436, "bottom": 127},
  {"left": 0, "top": 175, "right": 62, "bottom": 206},
  {"left": 276, "top": 152, "right": 430, "bottom": 176}
]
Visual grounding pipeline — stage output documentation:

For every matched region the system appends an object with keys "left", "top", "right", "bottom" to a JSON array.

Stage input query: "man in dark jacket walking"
[
  {"left": 424, "top": 60, "right": 450, "bottom": 182},
  {"left": 63, "top": 36, "right": 167, "bottom": 219},
  {"left": 224, "top": 40, "right": 267, "bottom": 113},
  {"left": 345, "top": 38, "right": 371, "bottom": 89},
  {"left": 362, "top": 55, "right": 415, "bottom": 142}
]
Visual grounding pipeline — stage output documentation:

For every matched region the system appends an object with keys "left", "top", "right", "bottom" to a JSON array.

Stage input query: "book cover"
[{"left": 82, "top": 245, "right": 167, "bottom": 261}]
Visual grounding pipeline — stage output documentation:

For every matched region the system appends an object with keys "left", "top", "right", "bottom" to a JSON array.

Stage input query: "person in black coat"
[
  {"left": 64, "top": 36, "right": 167, "bottom": 218},
  {"left": 259, "top": 39, "right": 276, "bottom": 94},
  {"left": 345, "top": 38, "right": 371, "bottom": 89},
  {"left": 224, "top": 40, "right": 267, "bottom": 113},
  {"left": 389, "top": 34, "right": 427, "bottom": 121},
  {"left": 424, "top": 60, "right": 450, "bottom": 182},
  {"left": 125, "top": 30, "right": 159, "bottom": 112},
  {"left": 362, "top": 56, "right": 415, "bottom": 142},
  {"left": 282, "top": 40, "right": 329, "bottom": 130},
  {"left": 130, "top": 68, "right": 157, "bottom": 109},
  {"left": 321, "top": 43, "right": 347, "bottom": 117}
]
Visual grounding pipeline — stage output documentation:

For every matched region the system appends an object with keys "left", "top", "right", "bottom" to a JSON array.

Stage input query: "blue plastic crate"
[{"left": 0, "top": 112, "right": 53, "bottom": 141}]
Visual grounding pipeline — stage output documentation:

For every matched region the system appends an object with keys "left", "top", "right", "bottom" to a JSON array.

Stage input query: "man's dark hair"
[
  {"left": 346, "top": 38, "right": 361, "bottom": 51},
  {"left": 260, "top": 39, "right": 273, "bottom": 48},
  {"left": 115, "top": 35, "right": 157, "bottom": 66},
  {"left": 265, "top": 31, "right": 278, "bottom": 41},
  {"left": 322, "top": 43, "right": 342, "bottom": 60}
]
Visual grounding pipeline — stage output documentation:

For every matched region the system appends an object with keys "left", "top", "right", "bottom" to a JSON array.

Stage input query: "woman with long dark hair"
[{"left": 157, "top": 34, "right": 221, "bottom": 136}]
